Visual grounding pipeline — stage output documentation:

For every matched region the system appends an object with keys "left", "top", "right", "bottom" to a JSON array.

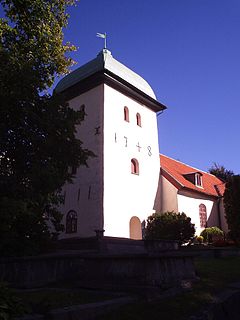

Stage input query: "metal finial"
[{"left": 96, "top": 32, "right": 107, "bottom": 49}]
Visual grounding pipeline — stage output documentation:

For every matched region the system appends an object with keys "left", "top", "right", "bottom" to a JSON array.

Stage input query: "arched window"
[
  {"left": 131, "top": 158, "right": 139, "bottom": 175},
  {"left": 199, "top": 204, "right": 207, "bottom": 228},
  {"left": 66, "top": 210, "right": 78, "bottom": 233},
  {"left": 136, "top": 113, "right": 141, "bottom": 127},
  {"left": 124, "top": 106, "right": 129, "bottom": 122}
]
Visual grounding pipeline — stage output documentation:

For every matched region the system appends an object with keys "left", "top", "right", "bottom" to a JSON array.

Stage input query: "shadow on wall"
[{"left": 207, "top": 199, "right": 226, "bottom": 232}]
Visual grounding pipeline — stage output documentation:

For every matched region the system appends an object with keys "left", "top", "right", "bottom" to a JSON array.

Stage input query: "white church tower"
[{"left": 55, "top": 49, "right": 166, "bottom": 239}]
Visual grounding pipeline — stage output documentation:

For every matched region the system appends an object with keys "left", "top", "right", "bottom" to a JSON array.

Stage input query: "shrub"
[
  {"left": 200, "top": 227, "right": 224, "bottom": 243},
  {"left": 145, "top": 211, "right": 195, "bottom": 245},
  {"left": 196, "top": 236, "right": 204, "bottom": 244}
]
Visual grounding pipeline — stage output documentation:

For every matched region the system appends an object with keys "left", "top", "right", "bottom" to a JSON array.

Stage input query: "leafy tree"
[
  {"left": 209, "top": 163, "right": 234, "bottom": 182},
  {"left": 145, "top": 211, "right": 195, "bottom": 244},
  {"left": 224, "top": 175, "right": 240, "bottom": 243},
  {"left": 0, "top": 0, "right": 93, "bottom": 255}
]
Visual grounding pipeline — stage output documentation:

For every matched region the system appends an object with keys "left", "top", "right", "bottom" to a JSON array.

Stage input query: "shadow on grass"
[{"left": 95, "top": 257, "right": 240, "bottom": 320}]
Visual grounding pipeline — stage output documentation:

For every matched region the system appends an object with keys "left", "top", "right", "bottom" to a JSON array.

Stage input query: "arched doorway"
[{"left": 129, "top": 216, "right": 142, "bottom": 239}]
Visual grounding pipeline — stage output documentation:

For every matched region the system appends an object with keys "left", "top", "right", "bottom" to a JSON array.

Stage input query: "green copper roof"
[{"left": 55, "top": 49, "right": 156, "bottom": 99}]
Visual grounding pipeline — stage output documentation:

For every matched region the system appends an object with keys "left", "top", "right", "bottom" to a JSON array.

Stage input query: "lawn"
[
  {"left": 15, "top": 288, "right": 119, "bottom": 315},
  {"left": 95, "top": 257, "right": 240, "bottom": 320},
  {"left": 12, "top": 257, "right": 240, "bottom": 319}
]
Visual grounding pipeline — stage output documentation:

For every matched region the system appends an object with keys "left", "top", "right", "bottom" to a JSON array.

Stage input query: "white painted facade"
[
  {"left": 177, "top": 194, "right": 215, "bottom": 235},
  {"left": 57, "top": 50, "right": 163, "bottom": 239},
  {"left": 56, "top": 50, "right": 225, "bottom": 240},
  {"left": 59, "top": 85, "right": 104, "bottom": 238},
  {"left": 159, "top": 153, "right": 226, "bottom": 235},
  {"left": 157, "top": 175, "right": 222, "bottom": 235},
  {"left": 103, "top": 85, "right": 160, "bottom": 238}
]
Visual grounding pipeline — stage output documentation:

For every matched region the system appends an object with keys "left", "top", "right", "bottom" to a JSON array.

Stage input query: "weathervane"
[{"left": 96, "top": 32, "right": 107, "bottom": 49}]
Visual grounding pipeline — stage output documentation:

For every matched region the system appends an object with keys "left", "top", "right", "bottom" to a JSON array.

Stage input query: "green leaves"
[
  {"left": 224, "top": 175, "right": 240, "bottom": 242},
  {"left": 0, "top": 0, "right": 93, "bottom": 256},
  {"left": 200, "top": 227, "right": 223, "bottom": 242},
  {"left": 209, "top": 163, "right": 234, "bottom": 182},
  {"left": 0, "top": 0, "right": 76, "bottom": 91},
  {"left": 145, "top": 211, "right": 195, "bottom": 244}
]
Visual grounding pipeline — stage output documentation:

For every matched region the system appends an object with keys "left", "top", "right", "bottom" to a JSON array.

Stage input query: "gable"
[{"left": 160, "top": 154, "right": 225, "bottom": 198}]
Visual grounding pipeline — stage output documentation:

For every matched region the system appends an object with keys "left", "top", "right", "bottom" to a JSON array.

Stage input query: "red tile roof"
[{"left": 160, "top": 154, "right": 225, "bottom": 197}]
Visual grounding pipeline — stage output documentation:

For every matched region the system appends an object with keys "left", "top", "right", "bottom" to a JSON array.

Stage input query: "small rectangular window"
[
  {"left": 124, "top": 106, "right": 129, "bottom": 122},
  {"left": 136, "top": 113, "right": 141, "bottom": 127},
  {"left": 195, "top": 173, "right": 202, "bottom": 187},
  {"left": 80, "top": 104, "right": 86, "bottom": 121}
]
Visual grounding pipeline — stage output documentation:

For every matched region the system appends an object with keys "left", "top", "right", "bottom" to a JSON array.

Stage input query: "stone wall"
[
  {"left": 0, "top": 252, "right": 195, "bottom": 290},
  {"left": 56, "top": 237, "right": 179, "bottom": 254}
]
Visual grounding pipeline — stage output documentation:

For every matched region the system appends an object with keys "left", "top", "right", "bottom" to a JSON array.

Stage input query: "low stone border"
[
  {"left": 16, "top": 296, "right": 136, "bottom": 320},
  {"left": 181, "top": 246, "right": 240, "bottom": 258}
]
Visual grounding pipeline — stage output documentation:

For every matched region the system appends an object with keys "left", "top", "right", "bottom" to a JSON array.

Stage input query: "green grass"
[
  {"left": 14, "top": 257, "right": 240, "bottom": 318},
  {"left": 17, "top": 288, "right": 117, "bottom": 315},
  {"left": 196, "top": 257, "right": 240, "bottom": 291},
  {"left": 95, "top": 257, "right": 240, "bottom": 320}
]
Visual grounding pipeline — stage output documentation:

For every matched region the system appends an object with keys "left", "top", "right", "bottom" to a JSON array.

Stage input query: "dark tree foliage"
[
  {"left": 224, "top": 175, "right": 240, "bottom": 243},
  {"left": 145, "top": 211, "right": 195, "bottom": 244},
  {"left": 0, "top": 0, "right": 93, "bottom": 255},
  {"left": 209, "top": 163, "right": 234, "bottom": 182}
]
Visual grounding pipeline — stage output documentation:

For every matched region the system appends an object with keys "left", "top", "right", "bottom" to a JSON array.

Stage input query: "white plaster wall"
[
  {"left": 103, "top": 84, "right": 160, "bottom": 238},
  {"left": 59, "top": 85, "right": 104, "bottom": 238},
  {"left": 177, "top": 193, "right": 215, "bottom": 235}
]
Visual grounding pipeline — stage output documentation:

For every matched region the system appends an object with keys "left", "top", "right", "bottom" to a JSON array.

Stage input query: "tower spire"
[{"left": 96, "top": 32, "right": 107, "bottom": 49}]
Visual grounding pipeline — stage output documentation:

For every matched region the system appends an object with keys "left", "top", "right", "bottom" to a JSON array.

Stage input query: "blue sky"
[
  {"left": 61, "top": 0, "right": 240, "bottom": 173},
  {"left": 2, "top": 1, "right": 240, "bottom": 173}
]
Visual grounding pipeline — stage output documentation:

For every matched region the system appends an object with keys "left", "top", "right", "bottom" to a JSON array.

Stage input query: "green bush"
[
  {"left": 145, "top": 211, "right": 195, "bottom": 244},
  {"left": 196, "top": 236, "right": 204, "bottom": 244},
  {"left": 200, "top": 227, "right": 224, "bottom": 243}
]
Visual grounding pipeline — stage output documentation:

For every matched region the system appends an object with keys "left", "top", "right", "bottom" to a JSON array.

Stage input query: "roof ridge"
[
  {"left": 160, "top": 153, "right": 219, "bottom": 177},
  {"left": 55, "top": 50, "right": 157, "bottom": 99}
]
